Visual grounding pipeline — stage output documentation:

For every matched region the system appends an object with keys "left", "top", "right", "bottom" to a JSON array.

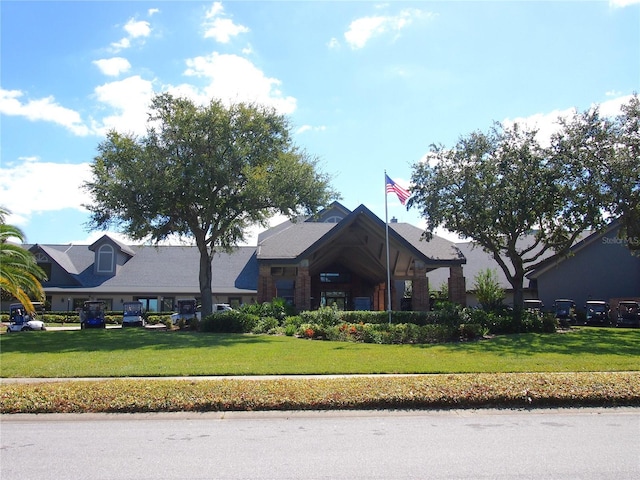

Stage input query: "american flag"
[{"left": 385, "top": 174, "right": 410, "bottom": 205}]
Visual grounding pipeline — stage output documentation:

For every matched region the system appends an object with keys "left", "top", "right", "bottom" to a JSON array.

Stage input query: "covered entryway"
[{"left": 257, "top": 203, "right": 466, "bottom": 312}]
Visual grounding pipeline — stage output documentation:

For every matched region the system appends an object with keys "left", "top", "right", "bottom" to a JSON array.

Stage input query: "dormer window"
[{"left": 97, "top": 244, "right": 115, "bottom": 274}]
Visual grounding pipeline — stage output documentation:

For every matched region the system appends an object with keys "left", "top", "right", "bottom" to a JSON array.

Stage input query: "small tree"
[
  {"left": 85, "top": 94, "right": 338, "bottom": 316},
  {"left": 473, "top": 268, "right": 504, "bottom": 311}
]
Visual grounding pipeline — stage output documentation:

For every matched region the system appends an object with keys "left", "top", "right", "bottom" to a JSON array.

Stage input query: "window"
[
  {"left": 97, "top": 298, "right": 113, "bottom": 310},
  {"left": 161, "top": 297, "right": 174, "bottom": 312},
  {"left": 275, "top": 280, "right": 295, "bottom": 305},
  {"left": 97, "top": 244, "right": 114, "bottom": 274},
  {"left": 136, "top": 297, "right": 159, "bottom": 312}
]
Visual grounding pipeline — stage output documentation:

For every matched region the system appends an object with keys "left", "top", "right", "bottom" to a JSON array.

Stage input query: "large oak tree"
[
  {"left": 85, "top": 94, "right": 337, "bottom": 316},
  {"left": 408, "top": 95, "right": 639, "bottom": 312}
]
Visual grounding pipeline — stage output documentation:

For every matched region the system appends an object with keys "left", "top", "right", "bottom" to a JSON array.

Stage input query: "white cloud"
[
  {"left": 344, "top": 9, "right": 434, "bottom": 50},
  {"left": 204, "top": 18, "right": 250, "bottom": 43},
  {"left": 503, "top": 94, "right": 633, "bottom": 147},
  {"left": 124, "top": 19, "right": 151, "bottom": 38},
  {"left": 345, "top": 16, "right": 387, "bottom": 49},
  {"left": 92, "top": 75, "right": 156, "bottom": 136},
  {"left": 0, "top": 157, "right": 93, "bottom": 221},
  {"left": 110, "top": 37, "right": 131, "bottom": 51},
  {"left": 93, "top": 57, "right": 131, "bottom": 77},
  {"left": 181, "top": 52, "right": 296, "bottom": 114},
  {"left": 296, "top": 125, "right": 327, "bottom": 135},
  {"left": 203, "top": 1, "right": 249, "bottom": 43},
  {"left": 148, "top": 8, "right": 160, "bottom": 17},
  {"left": 327, "top": 37, "right": 340, "bottom": 49},
  {"left": 0, "top": 88, "right": 90, "bottom": 136},
  {"left": 110, "top": 18, "right": 152, "bottom": 52}
]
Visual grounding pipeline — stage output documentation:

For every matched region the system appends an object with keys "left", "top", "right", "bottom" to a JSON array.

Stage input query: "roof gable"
[{"left": 88, "top": 234, "right": 136, "bottom": 257}]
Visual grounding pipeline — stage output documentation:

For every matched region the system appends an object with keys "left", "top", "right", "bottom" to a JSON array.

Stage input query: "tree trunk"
[
  {"left": 197, "top": 245, "right": 213, "bottom": 318},
  {"left": 510, "top": 271, "right": 525, "bottom": 330}
]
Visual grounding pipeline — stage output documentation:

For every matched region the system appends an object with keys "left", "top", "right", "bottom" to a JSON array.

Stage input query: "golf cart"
[
  {"left": 171, "top": 299, "right": 198, "bottom": 326},
  {"left": 80, "top": 300, "right": 106, "bottom": 329},
  {"left": 523, "top": 299, "right": 544, "bottom": 316},
  {"left": 553, "top": 299, "right": 576, "bottom": 327},
  {"left": 615, "top": 300, "right": 640, "bottom": 328},
  {"left": 6, "top": 302, "right": 46, "bottom": 332},
  {"left": 584, "top": 300, "right": 611, "bottom": 326},
  {"left": 122, "top": 301, "right": 145, "bottom": 327}
]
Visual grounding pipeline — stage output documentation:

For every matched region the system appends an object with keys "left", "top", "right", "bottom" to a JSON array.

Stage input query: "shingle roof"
[
  {"left": 30, "top": 242, "right": 258, "bottom": 295},
  {"left": 388, "top": 223, "right": 465, "bottom": 263},
  {"left": 257, "top": 222, "right": 336, "bottom": 259}
]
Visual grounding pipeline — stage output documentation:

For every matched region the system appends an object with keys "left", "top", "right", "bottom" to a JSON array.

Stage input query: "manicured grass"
[{"left": 1, "top": 327, "right": 638, "bottom": 378}]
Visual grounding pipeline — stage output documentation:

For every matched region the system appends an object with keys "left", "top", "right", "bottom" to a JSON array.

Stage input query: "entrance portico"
[{"left": 257, "top": 203, "right": 466, "bottom": 312}]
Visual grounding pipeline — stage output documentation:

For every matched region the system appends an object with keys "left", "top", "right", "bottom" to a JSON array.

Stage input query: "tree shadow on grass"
[
  {"left": 0, "top": 329, "right": 272, "bottom": 354},
  {"left": 426, "top": 328, "right": 640, "bottom": 357},
  {"left": 2, "top": 327, "right": 638, "bottom": 359}
]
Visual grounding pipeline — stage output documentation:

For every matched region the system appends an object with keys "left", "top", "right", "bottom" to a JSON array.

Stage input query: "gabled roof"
[
  {"left": 88, "top": 234, "right": 136, "bottom": 257},
  {"left": 527, "top": 221, "right": 618, "bottom": 279},
  {"left": 426, "top": 228, "right": 595, "bottom": 291},
  {"left": 31, "top": 244, "right": 79, "bottom": 274},
  {"left": 28, "top": 240, "right": 258, "bottom": 295},
  {"left": 257, "top": 204, "right": 464, "bottom": 283}
]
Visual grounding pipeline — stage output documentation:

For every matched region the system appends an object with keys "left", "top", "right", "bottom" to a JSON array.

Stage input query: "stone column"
[
  {"left": 448, "top": 265, "right": 466, "bottom": 306},
  {"left": 412, "top": 261, "right": 430, "bottom": 311},
  {"left": 258, "top": 264, "right": 276, "bottom": 303},
  {"left": 295, "top": 260, "right": 311, "bottom": 312},
  {"left": 373, "top": 283, "right": 384, "bottom": 311}
]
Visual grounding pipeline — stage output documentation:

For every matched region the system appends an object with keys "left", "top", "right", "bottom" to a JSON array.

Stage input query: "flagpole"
[{"left": 384, "top": 171, "right": 392, "bottom": 324}]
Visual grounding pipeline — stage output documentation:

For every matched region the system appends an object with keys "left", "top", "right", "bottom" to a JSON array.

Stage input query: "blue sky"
[{"left": 1, "top": 0, "right": 638, "bottom": 246}]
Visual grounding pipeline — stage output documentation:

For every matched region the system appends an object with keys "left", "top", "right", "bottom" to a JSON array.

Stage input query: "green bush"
[
  {"left": 283, "top": 315, "right": 303, "bottom": 329},
  {"left": 300, "top": 306, "right": 342, "bottom": 328},
  {"left": 146, "top": 314, "right": 173, "bottom": 325},
  {"left": 459, "top": 323, "right": 484, "bottom": 340},
  {"left": 200, "top": 311, "right": 258, "bottom": 333},
  {"left": 473, "top": 268, "right": 505, "bottom": 311},
  {"left": 240, "top": 298, "right": 295, "bottom": 321},
  {"left": 252, "top": 316, "right": 279, "bottom": 334},
  {"left": 542, "top": 314, "right": 559, "bottom": 333}
]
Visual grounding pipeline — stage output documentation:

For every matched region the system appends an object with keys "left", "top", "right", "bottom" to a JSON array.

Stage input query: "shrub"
[
  {"left": 283, "top": 315, "right": 303, "bottom": 329},
  {"left": 459, "top": 323, "right": 483, "bottom": 340},
  {"left": 300, "top": 306, "right": 341, "bottom": 328},
  {"left": 252, "top": 316, "right": 280, "bottom": 334},
  {"left": 240, "top": 298, "right": 295, "bottom": 321},
  {"left": 542, "top": 314, "right": 558, "bottom": 333},
  {"left": 200, "top": 311, "right": 258, "bottom": 333},
  {"left": 473, "top": 268, "right": 505, "bottom": 311}
]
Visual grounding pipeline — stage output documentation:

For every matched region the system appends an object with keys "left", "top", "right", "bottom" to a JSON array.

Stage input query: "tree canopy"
[
  {"left": 408, "top": 95, "right": 639, "bottom": 312},
  {"left": 85, "top": 93, "right": 338, "bottom": 316},
  {"left": 0, "top": 207, "right": 46, "bottom": 312}
]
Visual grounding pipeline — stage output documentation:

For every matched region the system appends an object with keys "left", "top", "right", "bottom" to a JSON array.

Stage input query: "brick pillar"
[
  {"left": 258, "top": 264, "right": 276, "bottom": 303},
  {"left": 448, "top": 265, "right": 466, "bottom": 306},
  {"left": 295, "top": 260, "right": 311, "bottom": 312},
  {"left": 373, "top": 283, "right": 385, "bottom": 311},
  {"left": 411, "top": 261, "right": 430, "bottom": 311}
]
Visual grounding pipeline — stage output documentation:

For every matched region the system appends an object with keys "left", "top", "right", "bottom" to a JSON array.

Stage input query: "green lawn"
[{"left": 1, "top": 327, "right": 638, "bottom": 378}]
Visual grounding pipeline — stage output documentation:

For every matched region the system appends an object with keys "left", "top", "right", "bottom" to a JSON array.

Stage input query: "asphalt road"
[{"left": 1, "top": 408, "right": 638, "bottom": 480}]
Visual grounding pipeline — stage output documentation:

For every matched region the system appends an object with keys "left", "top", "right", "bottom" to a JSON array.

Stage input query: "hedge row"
[{"left": 199, "top": 303, "right": 558, "bottom": 344}]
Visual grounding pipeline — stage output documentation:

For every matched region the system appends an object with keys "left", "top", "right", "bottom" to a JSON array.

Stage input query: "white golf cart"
[{"left": 6, "top": 302, "right": 47, "bottom": 332}]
